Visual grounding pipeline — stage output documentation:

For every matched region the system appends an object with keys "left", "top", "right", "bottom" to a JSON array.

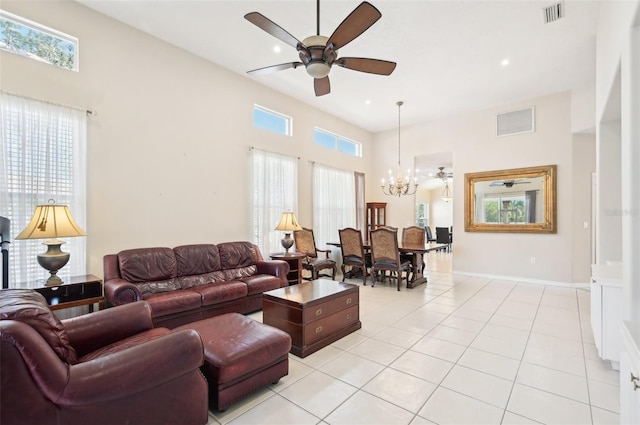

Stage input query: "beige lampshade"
[
  {"left": 274, "top": 212, "right": 302, "bottom": 231},
  {"left": 16, "top": 203, "right": 86, "bottom": 240}
]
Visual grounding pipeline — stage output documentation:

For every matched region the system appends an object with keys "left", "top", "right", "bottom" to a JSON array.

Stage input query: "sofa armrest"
[
  {"left": 57, "top": 329, "right": 204, "bottom": 406},
  {"left": 104, "top": 277, "right": 143, "bottom": 307},
  {"left": 256, "top": 260, "right": 290, "bottom": 286},
  {"left": 62, "top": 302, "right": 154, "bottom": 357}
]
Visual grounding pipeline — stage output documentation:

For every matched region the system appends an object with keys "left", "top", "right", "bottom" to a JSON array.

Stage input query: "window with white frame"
[
  {"left": 253, "top": 105, "right": 292, "bottom": 136},
  {"left": 312, "top": 164, "right": 356, "bottom": 252},
  {"left": 0, "top": 93, "right": 87, "bottom": 284},
  {"left": 0, "top": 10, "right": 78, "bottom": 71},
  {"left": 250, "top": 148, "right": 298, "bottom": 255},
  {"left": 314, "top": 128, "right": 361, "bottom": 157}
]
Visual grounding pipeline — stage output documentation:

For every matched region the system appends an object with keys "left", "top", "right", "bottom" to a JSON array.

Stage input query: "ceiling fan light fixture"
[{"left": 306, "top": 61, "right": 331, "bottom": 78}]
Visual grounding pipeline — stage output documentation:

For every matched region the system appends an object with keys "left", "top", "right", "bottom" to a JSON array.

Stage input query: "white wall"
[{"left": 0, "top": 0, "right": 374, "bottom": 277}]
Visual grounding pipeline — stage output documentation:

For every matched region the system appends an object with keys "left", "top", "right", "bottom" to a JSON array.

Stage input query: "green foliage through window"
[{"left": 0, "top": 11, "right": 77, "bottom": 71}]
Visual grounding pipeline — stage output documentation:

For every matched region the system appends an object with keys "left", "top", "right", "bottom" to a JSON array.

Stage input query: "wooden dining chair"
[
  {"left": 293, "top": 227, "right": 337, "bottom": 280},
  {"left": 401, "top": 226, "right": 425, "bottom": 281},
  {"left": 338, "top": 228, "right": 370, "bottom": 285},
  {"left": 369, "top": 227, "right": 411, "bottom": 291}
]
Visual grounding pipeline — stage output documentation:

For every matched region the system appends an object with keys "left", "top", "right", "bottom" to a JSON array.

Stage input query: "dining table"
[{"left": 327, "top": 241, "right": 448, "bottom": 289}]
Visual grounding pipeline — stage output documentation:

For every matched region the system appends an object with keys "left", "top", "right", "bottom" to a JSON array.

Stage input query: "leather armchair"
[{"left": 0, "top": 289, "right": 208, "bottom": 425}]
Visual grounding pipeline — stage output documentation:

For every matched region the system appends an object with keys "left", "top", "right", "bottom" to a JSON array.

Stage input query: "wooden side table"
[
  {"left": 270, "top": 252, "right": 305, "bottom": 285},
  {"left": 15, "top": 274, "right": 104, "bottom": 312}
]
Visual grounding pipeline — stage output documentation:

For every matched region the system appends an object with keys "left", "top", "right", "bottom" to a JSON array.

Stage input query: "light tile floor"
[{"left": 206, "top": 252, "right": 620, "bottom": 425}]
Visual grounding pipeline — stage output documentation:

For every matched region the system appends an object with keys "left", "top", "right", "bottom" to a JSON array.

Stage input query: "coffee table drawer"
[
  {"left": 304, "top": 304, "right": 359, "bottom": 345},
  {"left": 302, "top": 290, "right": 359, "bottom": 323}
]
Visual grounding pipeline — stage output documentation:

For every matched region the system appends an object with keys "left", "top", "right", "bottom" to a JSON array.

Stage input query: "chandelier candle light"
[
  {"left": 274, "top": 212, "right": 302, "bottom": 253},
  {"left": 381, "top": 101, "right": 418, "bottom": 197},
  {"left": 15, "top": 200, "right": 86, "bottom": 286}
]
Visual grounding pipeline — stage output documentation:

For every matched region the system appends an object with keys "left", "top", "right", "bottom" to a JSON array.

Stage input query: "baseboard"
[{"left": 452, "top": 269, "right": 591, "bottom": 289}]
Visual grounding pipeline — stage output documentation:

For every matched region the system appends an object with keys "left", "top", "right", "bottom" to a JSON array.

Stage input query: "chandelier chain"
[{"left": 380, "top": 100, "right": 418, "bottom": 197}]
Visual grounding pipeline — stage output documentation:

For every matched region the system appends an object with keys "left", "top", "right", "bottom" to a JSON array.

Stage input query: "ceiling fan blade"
[
  {"left": 327, "top": 2, "right": 381, "bottom": 50},
  {"left": 335, "top": 57, "right": 396, "bottom": 75},
  {"left": 244, "top": 12, "right": 301, "bottom": 49},
  {"left": 314, "top": 76, "right": 330, "bottom": 96},
  {"left": 247, "top": 62, "right": 303, "bottom": 76}
]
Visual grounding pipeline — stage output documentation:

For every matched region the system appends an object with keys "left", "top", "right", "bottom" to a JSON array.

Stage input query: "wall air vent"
[
  {"left": 496, "top": 106, "right": 535, "bottom": 137},
  {"left": 543, "top": 1, "right": 564, "bottom": 24}
]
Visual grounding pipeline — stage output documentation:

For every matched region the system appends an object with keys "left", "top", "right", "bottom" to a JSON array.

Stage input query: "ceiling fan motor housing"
[{"left": 299, "top": 35, "right": 335, "bottom": 78}]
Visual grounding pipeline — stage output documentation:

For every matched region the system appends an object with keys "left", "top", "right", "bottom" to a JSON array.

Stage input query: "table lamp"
[
  {"left": 15, "top": 200, "right": 86, "bottom": 286},
  {"left": 274, "top": 212, "right": 302, "bottom": 253}
]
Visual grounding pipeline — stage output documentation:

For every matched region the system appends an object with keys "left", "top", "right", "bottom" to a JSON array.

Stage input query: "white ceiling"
[{"left": 75, "top": 0, "right": 601, "bottom": 135}]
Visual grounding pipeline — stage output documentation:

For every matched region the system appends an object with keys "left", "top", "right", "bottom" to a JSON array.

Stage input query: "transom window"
[
  {"left": 314, "top": 128, "right": 361, "bottom": 157},
  {"left": 253, "top": 105, "right": 292, "bottom": 136},
  {"left": 0, "top": 10, "right": 78, "bottom": 71}
]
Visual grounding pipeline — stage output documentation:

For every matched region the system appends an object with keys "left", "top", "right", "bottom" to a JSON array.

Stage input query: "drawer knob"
[
  {"left": 315, "top": 308, "right": 323, "bottom": 316},
  {"left": 315, "top": 326, "right": 323, "bottom": 334},
  {"left": 346, "top": 297, "right": 352, "bottom": 305},
  {"left": 346, "top": 313, "right": 352, "bottom": 320}
]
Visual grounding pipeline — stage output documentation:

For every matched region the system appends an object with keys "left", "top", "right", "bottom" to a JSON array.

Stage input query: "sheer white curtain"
[
  {"left": 312, "top": 163, "right": 356, "bottom": 250},
  {"left": 0, "top": 93, "right": 87, "bottom": 284},
  {"left": 250, "top": 148, "right": 298, "bottom": 256}
]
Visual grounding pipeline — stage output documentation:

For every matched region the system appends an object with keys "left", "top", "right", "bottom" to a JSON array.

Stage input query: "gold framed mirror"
[{"left": 464, "top": 165, "right": 557, "bottom": 233}]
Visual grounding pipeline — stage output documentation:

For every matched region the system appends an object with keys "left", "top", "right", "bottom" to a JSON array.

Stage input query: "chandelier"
[{"left": 381, "top": 101, "right": 418, "bottom": 197}]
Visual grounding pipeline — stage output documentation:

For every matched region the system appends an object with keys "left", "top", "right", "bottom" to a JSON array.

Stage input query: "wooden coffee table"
[{"left": 263, "top": 279, "right": 361, "bottom": 357}]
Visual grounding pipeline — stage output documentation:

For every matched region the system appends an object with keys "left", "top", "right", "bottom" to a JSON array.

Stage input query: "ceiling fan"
[
  {"left": 490, "top": 179, "right": 531, "bottom": 188},
  {"left": 244, "top": 0, "right": 397, "bottom": 96},
  {"left": 434, "top": 166, "right": 453, "bottom": 181}
]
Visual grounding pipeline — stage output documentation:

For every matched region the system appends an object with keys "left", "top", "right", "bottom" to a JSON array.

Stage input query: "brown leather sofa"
[
  {"left": 0, "top": 289, "right": 208, "bottom": 425},
  {"left": 104, "top": 241, "right": 289, "bottom": 328}
]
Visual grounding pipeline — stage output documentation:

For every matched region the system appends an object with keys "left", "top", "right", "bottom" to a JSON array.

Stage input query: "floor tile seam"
[
  {"left": 498, "top": 284, "right": 546, "bottom": 425},
  {"left": 356, "top": 384, "right": 431, "bottom": 417},
  {"left": 514, "top": 381, "right": 594, "bottom": 408},
  {"left": 574, "top": 285, "right": 598, "bottom": 424},
  {"left": 323, "top": 386, "right": 417, "bottom": 425},
  {"left": 263, "top": 391, "right": 324, "bottom": 424}
]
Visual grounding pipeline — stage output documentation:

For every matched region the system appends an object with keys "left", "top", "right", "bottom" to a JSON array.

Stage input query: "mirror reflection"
[
  {"left": 473, "top": 176, "right": 544, "bottom": 224},
  {"left": 464, "top": 165, "right": 556, "bottom": 233}
]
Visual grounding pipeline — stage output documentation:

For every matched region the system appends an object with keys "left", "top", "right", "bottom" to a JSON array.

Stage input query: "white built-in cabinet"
[
  {"left": 590, "top": 264, "right": 623, "bottom": 370},
  {"left": 620, "top": 322, "right": 640, "bottom": 424}
]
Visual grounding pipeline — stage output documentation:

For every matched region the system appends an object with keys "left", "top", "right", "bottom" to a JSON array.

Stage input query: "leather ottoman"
[{"left": 174, "top": 313, "right": 291, "bottom": 411}]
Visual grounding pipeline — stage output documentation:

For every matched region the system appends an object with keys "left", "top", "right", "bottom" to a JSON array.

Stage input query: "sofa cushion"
[
  {"left": 118, "top": 247, "right": 179, "bottom": 295},
  {"left": 0, "top": 289, "right": 78, "bottom": 364},
  {"left": 190, "top": 282, "right": 248, "bottom": 307},
  {"left": 216, "top": 242, "right": 258, "bottom": 280},
  {"left": 79, "top": 327, "right": 171, "bottom": 362},
  {"left": 242, "top": 275, "right": 283, "bottom": 296},
  {"left": 174, "top": 244, "right": 222, "bottom": 290},
  {"left": 143, "top": 290, "right": 202, "bottom": 317}
]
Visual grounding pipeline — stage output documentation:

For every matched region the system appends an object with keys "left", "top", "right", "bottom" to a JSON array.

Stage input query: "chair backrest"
[
  {"left": 426, "top": 226, "right": 435, "bottom": 242},
  {"left": 402, "top": 226, "right": 425, "bottom": 246},
  {"left": 435, "top": 227, "right": 450, "bottom": 244},
  {"left": 370, "top": 227, "right": 400, "bottom": 267},
  {"left": 339, "top": 228, "right": 365, "bottom": 262},
  {"left": 293, "top": 227, "right": 318, "bottom": 258}
]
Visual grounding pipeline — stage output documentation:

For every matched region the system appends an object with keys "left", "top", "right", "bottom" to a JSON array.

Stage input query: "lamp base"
[
  {"left": 37, "top": 239, "right": 70, "bottom": 286},
  {"left": 280, "top": 233, "right": 294, "bottom": 253}
]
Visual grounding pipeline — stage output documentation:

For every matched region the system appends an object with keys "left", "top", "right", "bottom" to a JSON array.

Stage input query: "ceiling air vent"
[
  {"left": 496, "top": 107, "right": 535, "bottom": 137},
  {"left": 543, "top": 1, "right": 564, "bottom": 24}
]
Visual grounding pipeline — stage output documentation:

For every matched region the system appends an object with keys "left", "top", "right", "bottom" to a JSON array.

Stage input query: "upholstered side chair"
[
  {"left": 338, "top": 227, "right": 370, "bottom": 285},
  {"left": 293, "top": 227, "right": 337, "bottom": 280},
  {"left": 369, "top": 227, "right": 411, "bottom": 291}
]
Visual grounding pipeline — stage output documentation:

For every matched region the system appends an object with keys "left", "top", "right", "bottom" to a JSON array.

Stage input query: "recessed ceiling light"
[
  {"left": 365, "top": 100, "right": 371, "bottom": 105},
  {"left": 501, "top": 58, "right": 510, "bottom": 66},
  {"left": 273, "top": 45, "right": 281, "bottom": 53}
]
